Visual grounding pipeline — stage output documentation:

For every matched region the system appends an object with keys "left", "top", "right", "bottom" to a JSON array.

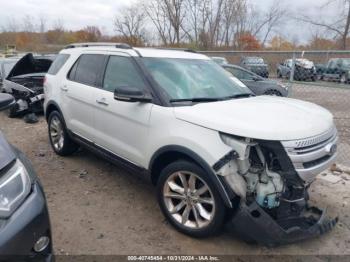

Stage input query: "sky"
[{"left": 0, "top": 0, "right": 340, "bottom": 44}]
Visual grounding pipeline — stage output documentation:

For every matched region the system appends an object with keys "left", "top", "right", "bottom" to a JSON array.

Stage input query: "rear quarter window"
[{"left": 47, "top": 54, "right": 70, "bottom": 75}]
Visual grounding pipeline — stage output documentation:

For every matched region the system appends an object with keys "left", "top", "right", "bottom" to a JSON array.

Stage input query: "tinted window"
[
  {"left": 48, "top": 54, "right": 70, "bottom": 75},
  {"left": 72, "top": 54, "right": 106, "bottom": 86},
  {"left": 103, "top": 56, "right": 146, "bottom": 92},
  {"left": 225, "top": 67, "right": 244, "bottom": 79},
  {"left": 240, "top": 70, "right": 255, "bottom": 80}
]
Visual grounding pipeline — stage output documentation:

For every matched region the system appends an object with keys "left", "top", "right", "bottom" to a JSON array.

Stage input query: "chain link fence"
[{"left": 201, "top": 50, "right": 350, "bottom": 165}]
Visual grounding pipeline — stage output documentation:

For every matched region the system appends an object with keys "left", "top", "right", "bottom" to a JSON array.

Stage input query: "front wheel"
[
  {"left": 277, "top": 71, "right": 282, "bottom": 78},
  {"left": 157, "top": 160, "right": 226, "bottom": 238},
  {"left": 340, "top": 74, "right": 348, "bottom": 84},
  {"left": 264, "top": 90, "right": 282, "bottom": 96},
  {"left": 48, "top": 111, "right": 79, "bottom": 156}
]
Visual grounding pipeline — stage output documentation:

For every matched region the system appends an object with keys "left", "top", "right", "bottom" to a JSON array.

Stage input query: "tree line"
[{"left": 0, "top": 0, "right": 349, "bottom": 52}]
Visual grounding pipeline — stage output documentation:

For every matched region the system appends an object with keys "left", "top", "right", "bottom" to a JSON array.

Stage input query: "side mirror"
[
  {"left": 114, "top": 87, "right": 152, "bottom": 103},
  {"left": 0, "top": 93, "right": 15, "bottom": 111}
]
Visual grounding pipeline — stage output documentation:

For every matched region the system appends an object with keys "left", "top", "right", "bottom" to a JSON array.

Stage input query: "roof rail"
[
  {"left": 152, "top": 47, "right": 197, "bottom": 53},
  {"left": 64, "top": 42, "right": 132, "bottom": 49}
]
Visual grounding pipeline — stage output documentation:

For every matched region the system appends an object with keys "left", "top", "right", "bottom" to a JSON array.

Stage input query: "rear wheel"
[
  {"left": 157, "top": 160, "right": 226, "bottom": 238},
  {"left": 48, "top": 111, "right": 79, "bottom": 156}
]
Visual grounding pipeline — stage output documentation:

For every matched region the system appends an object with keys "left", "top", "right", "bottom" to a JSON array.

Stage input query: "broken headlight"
[{"left": 0, "top": 159, "right": 31, "bottom": 219}]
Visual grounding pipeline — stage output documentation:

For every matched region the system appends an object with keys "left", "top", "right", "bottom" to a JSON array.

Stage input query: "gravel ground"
[{"left": 1, "top": 109, "right": 350, "bottom": 256}]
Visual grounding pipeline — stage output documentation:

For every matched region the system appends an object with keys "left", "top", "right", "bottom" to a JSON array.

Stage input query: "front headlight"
[{"left": 0, "top": 160, "right": 31, "bottom": 218}]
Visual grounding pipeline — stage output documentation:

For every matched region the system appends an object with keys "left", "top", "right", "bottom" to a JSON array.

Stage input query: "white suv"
[{"left": 44, "top": 43, "right": 338, "bottom": 246}]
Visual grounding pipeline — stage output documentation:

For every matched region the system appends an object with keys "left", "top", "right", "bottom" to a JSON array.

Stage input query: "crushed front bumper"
[{"left": 227, "top": 202, "right": 338, "bottom": 247}]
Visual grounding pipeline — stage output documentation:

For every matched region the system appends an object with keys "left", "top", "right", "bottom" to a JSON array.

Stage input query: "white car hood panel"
[{"left": 174, "top": 96, "right": 334, "bottom": 141}]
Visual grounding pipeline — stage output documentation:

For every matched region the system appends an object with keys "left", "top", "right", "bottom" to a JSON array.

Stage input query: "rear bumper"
[
  {"left": 0, "top": 182, "right": 53, "bottom": 261},
  {"left": 227, "top": 202, "right": 338, "bottom": 247}
]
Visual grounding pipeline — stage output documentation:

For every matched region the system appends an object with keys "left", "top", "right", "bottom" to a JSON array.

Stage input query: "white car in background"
[{"left": 44, "top": 43, "right": 338, "bottom": 246}]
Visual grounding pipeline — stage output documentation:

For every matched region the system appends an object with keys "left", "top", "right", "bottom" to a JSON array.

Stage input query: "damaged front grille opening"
[{"left": 217, "top": 139, "right": 338, "bottom": 246}]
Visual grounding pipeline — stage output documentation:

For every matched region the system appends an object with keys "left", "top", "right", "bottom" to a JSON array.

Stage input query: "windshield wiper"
[
  {"left": 169, "top": 97, "right": 221, "bottom": 103},
  {"left": 169, "top": 93, "right": 254, "bottom": 103},
  {"left": 221, "top": 93, "right": 255, "bottom": 100}
]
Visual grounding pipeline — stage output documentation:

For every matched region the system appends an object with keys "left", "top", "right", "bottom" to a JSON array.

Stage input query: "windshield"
[
  {"left": 342, "top": 59, "right": 350, "bottom": 66},
  {"left": 142, "top": 58, "right": 252, "bottom": 102},
  {"left": 245, "top": 57, "right": 264, "bottom": 64},
  {"left": 3, "top": 61, "right": 17, "bottom": 77},
  {"left": 212, "top": 57, "right": 228, "bottom": 65}
]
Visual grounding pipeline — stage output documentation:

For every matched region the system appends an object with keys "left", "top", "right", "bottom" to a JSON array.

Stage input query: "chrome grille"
[{"left": 282, "top": 127, "right": 338, "bottom": 183}]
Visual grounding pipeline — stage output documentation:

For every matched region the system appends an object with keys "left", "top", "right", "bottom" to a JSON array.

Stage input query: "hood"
[
  {"left": 174, "top": 96, "right": 334, "bottom": 141},
  {"left": 0, "top": 132, "right": 16, "bottom": 172},
  {"left": 6, "top": 53, "right": 54, "bottom": 79},
  {"left": 295, "top": 59, "right": 314, "bottom": 69}
]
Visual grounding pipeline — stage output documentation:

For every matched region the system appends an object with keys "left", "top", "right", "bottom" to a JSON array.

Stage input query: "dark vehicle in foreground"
[
  {"left": 277, "top": 59, "right": 317, "bottom": 81},
  {"left": 0, "top": 93, "right": 52, "bottom": 260},
  {"left": 240, "top": 57, "right": 269, "bottom": 78},
  {"left": 3, "top": 53, "right": 55, "bottom": 118},
  {"left": 322, "top": 58, "right": 350, "bottom": 84},
  {"left": 223, "top": 64, "right": 288, "bottom": 97},
  {"left": 0, "top": 58, "right": 20, "bottom": 92}
]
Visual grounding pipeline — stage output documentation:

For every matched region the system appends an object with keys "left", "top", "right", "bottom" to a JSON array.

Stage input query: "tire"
[
  {"left": 340, "top": 74, "right": 347, "bottom": 84},
  {"left": 7, "top": 103, "right": 19, "bottom": 118},
  {"left": 48, "top": 111, "right": 79, "bottom": 156},
  {"left": 157, "top": 160, "right": 226, "bottom": 238},
  {"left": 264, "top": 90, "right": 282, "bottom": 96},
  {"left": 277, "top": 71, "right": 282, "bottom": 78}
]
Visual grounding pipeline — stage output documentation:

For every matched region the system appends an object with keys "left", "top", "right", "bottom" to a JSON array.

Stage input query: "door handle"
[
  {"left": 96, "top": 98, "right": 109, "bottom": 106},
  {"left": 61, "top": 85, "right": 68, "bottom": 92}
]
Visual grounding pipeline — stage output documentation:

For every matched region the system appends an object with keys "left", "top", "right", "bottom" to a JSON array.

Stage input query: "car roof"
[
  {"left": 60, "top": 43, "right": 209, "bottom": 60},
  {"left": 242, "top": 56, "right": 263, "bottom": 59},
  {"left": 223, "top": 64, "right": 246, "bottom": 70}
]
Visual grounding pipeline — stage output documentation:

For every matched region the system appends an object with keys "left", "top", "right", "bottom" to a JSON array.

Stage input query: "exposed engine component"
[
  {"left": 220, "top": 140, "right": 284, "bottom": 209},
  {"left": 217, "top": 134, "right": 338, "bottom": 246},
  {"left": 3, "top": 53, "right": 55, "bottom": 119}
]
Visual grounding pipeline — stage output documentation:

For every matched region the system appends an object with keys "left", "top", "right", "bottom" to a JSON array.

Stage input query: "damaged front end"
[
  {"left": 3, "top": 53, "right": 55, "bottom": 119},
  {"left": 216, "top": 129, "right": 338, "bottom": 246}
]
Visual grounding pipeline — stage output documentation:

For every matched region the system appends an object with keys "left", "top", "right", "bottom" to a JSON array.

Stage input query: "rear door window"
[
  {"left": 70, "top": 54, "right": 106, "bottom": 86},
  {"left": 48, "top": 54, "right": 70, "bottom": 75}
]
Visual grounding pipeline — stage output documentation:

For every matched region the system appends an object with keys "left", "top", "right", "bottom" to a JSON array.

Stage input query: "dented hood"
[{"left": 173, "top": 96, "right": 334, "bottom": 141}]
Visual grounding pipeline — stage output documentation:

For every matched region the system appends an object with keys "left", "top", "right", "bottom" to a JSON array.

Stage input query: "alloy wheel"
[
  {"left": 163, "top": 171, "right": 215, "bottom": 229},
  {"left": 49, "top": 116, "right": 64, "bottom": 151}
]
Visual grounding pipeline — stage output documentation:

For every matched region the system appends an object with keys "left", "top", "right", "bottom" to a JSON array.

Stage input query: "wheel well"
[
  {"left": 45, "top": 104, "right": 59, "bottom": 121},
  {"left": 150, "top": 151, "right": 196, "bottom": 185}
]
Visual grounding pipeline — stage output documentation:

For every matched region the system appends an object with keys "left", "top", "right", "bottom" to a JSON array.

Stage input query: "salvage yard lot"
[{"left": 1, "top": 83, "right": 350, "bottom": 256}]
